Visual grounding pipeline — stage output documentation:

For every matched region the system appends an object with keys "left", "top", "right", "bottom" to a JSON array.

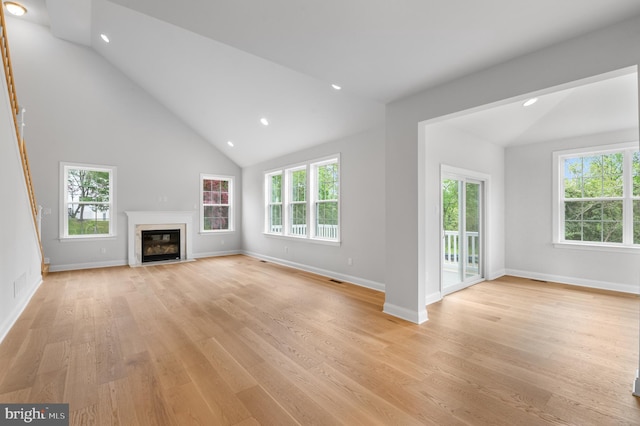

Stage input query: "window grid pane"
[
  {"left": 202, "top": 177, "right": 232, "bottom": 231},
  {"left": 64, "top": 165, "right": 113, "bottom": 238},
  {"left": 562, "top": 150, "right": 632, "bottom": 245}
]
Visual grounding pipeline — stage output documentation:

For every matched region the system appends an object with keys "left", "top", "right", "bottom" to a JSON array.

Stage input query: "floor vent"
[
  {"left": 531, "top": 279, "right": 547, "bottom": 283},
  {"left": 329, "top": 279, "right": 343, "bottom": 284},
  {"left": 260, "top": 260, "right": 267, "bottom": 263}
]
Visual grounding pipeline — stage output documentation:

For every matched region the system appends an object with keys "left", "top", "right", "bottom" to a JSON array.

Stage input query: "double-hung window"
[
  {"left": 265, "top": 155, "right": 340, "bottom": 242},
  {"left": 554, "top": 143, "right": 640, "bottom": 248},
  {"left": 200, "top": 175, "right": 233, "bottom": 232},
  {"left": 61, "top": 162, "right": 116, "bottom": 239}
]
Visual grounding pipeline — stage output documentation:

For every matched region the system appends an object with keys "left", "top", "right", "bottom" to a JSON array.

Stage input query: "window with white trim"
[
  {"left": 200, "top": 175, "right": 234, "bottom": 232},
  {"left": 554, "top": 143, "right": 640, "bottom": 247},
  {"left": 265, "top": 155, "right": 340, "bottom": 242},
  {"left": 61, "top": 162, "right": 116, "bottom": 239}
]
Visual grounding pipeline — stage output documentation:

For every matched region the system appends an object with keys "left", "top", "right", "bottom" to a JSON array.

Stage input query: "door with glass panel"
[{"left": 441, "top": 174, "right": 484, "bottom": 295}]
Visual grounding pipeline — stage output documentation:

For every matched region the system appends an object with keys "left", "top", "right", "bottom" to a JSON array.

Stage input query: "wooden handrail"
[{"left": 0, "top": 6, "right": 45, "bottom": 274}]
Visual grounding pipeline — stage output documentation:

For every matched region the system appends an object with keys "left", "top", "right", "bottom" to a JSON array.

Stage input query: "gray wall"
[
  {"left": 242, "top": 126, "right": 386, "bottom": 290},
  {"left": 7, "top": 19, "right": 242, "bottom": 271},
  {"left": 385, "top": 14, "right": 640, "bottom": 322},
  {"left": 505, "top": 129, "right": 639, "bottom": 293},
  {"left": 0, "top": 57, "right": 42, "bottom": 341}
]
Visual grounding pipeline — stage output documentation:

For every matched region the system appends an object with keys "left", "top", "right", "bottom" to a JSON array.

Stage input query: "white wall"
[
  {"left": 6, "top": 18, "right": 242, "bottom": 271},
  {"left": 506, "top": 129, "right": 639, "bottom": 293},
  {"left": 242, "top": 126, "right": 386, "bottom": 290},
  {"left": 385, "top": 14, "right": 640, "bottom": 322},
  {"left": 422, "top": 123, "right": 506, "bottom": 302},
  {"left": 0, "top": 52, "right": 42, "bottom": 342}
]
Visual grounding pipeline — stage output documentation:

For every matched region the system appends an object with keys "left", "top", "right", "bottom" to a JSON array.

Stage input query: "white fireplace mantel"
[{"left": 125, "top": 211, "right": 194, "bottom": 266}]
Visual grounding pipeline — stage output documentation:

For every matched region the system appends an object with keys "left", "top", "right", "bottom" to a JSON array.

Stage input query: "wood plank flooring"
[{"left": 0, "top": 255, "right": 639, "bottom": 425}]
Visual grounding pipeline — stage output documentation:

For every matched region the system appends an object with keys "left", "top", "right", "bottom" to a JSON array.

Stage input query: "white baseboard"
[
  {"left": 49, "top": 259, "right": 128, "bottom": 272},
  {"left": 633, "top": 370, "right": 640, "bottom": 397},
  {"left": 487, "top": 269, "right": 506, "bottom": 281},
  {"left": 505, "top": 269, "right": 640, "bottom": 295},
  {"left": 0, "top": 275, "right": 43, "bottom": 344},
  {"left": 193, "top": 250, "right": 242, "bottom": 259},
  {"left": 383, "top": 302, "right": 428, "bottom": 324},
  {"left": 425, "top": 291, "right": 442, "bottom": 306},
  {"left": 243, "top": 251, "right": 385, "bottom": 292}
]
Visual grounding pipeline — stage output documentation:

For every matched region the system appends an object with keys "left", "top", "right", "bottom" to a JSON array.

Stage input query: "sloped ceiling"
[{"left": 8, "top": 0, "right": 640, "bottom": 166}]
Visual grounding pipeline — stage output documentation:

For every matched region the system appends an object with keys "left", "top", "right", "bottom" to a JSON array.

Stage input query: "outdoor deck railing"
[{"left": 443, "top": 230, "right": 479, "bottom": 270}]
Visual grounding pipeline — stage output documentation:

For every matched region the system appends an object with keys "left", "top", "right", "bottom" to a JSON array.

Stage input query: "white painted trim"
[
  {"left": 487, "top": 269, "right": 506, "bottom": 281},
  {"left": 383, "top": 302, "right": 428, "bottom": 324},
  {"left": 49, "top": 259, "right": 127, "bottom": 272},
  {"left": 633, "top": 370, "right": 640, "bottom": 397},
  {"left": 425, "top": 291, "right": 442, "bottom": 306},
  {"left": 243, "top": 250, "right": 385, "bottom": 292},
  {"left": 506, "top": 268, "right": 639, "bottom": 295},
  {"left": 193, "top": 250, "right": 242, "bottom": 259},
  {"left": 0, "top": 277, "right": 43, "bottom": 344}
]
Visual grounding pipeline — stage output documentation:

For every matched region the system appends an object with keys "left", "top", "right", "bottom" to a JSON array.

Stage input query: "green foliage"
[
  {"left": 563, "top": 153, "right": 625, "bottom": 243},
  {"left": 442, "top": 179, "right": 458, "bottom": 231},
  {"left": 68, "top": 218, "right": 109, "bottom": 235},
  {"left": 66, "top": 168, "right": 111, "bottom": 235}
]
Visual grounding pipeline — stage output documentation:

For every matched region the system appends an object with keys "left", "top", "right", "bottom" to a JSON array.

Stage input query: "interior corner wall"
[
  {"left": 0, "top": 53, "right": 42, "bottom": 342},
  {"left": 385, "top": 13, "right": 640, "bottom": 321},
  {"left": 423, "top": 124, "right": 506, "bottom": 301},
  {"left": 6, "top": 18, "right": 242, "bottom": 271},
  {"left": 242, "top": 126, "right": 386, "bottom": 291},
  {"left": 505, "top": 129, "right": 640, "bottom": 293}
]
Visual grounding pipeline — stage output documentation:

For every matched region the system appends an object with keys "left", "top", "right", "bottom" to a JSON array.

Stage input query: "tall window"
[
  {"left": 267, "top": 172, "right": 283, "bottom": 233},
  {"left": 61, "top": 162, "right": 116, "bottom": 238},
  {"left": 289, "top": 167, "right": 307, "bottom": 236},
  {"left": 313, "top": 160, "right": 339, "bottom": 239},
  {"left": 265, "top": 155, "right": 340, "bottom": 242},
  {"left": 555, "top": 143, "right": 640, "bottom": 247},
  {"left": 201, "top": 175, "right": 233, "bottom": 232}
]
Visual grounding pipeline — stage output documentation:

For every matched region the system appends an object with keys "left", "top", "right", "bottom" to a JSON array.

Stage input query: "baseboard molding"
[
  {"left": 243, "top": 251, "right": 385, "bottom": 292},
  {"left": 383, "top": 302, "right": 428, "bottom": 324},
  {"left": 633, "top": 370, "right": 640, "bottom": 397},
  {"left": 0, "top": 275, "right": 43, "bottom": 345},
  {"left": 193, "top": 250, "right": 242, "bottom": 259},
  {"left": 49, "top": 259, "right": 128, "bottom": 272},
  {"left": 425, "top": 291, "right": 442, "bottom": 306},
  {"left": 487, "top": 269, "right": 506, "bottom": 281},
  {"left": 505, "top": 269, "right": 640, "bottom": 295}
]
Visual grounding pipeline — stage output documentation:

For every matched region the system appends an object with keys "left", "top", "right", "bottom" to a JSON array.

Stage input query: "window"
[
  {"left": 200, "top": 175, "right": 233, "bottom": 232},
  {"left": 266, "top": 172, "right": 283, "bottom": 233},
  {"left": 265, "top": 155, "right": 340, "bottom": 242},
  {"left": 61, "top": 162, "right": 116, "bottom": 239},
  {"left": 554, "top": 143, "right": 640, "bottom": 248},
  {"left": 289, "top": 167, "right": 307, "bottom": 236}
]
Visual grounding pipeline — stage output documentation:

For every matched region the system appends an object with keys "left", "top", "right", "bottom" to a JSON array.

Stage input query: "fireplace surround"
[{"left": 125, "top": 211, "right": 194, "bottom": 266}]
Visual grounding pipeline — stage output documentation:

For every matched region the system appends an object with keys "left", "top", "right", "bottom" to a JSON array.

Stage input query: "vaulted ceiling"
[{"left": 8, "top": 0, "right": 640, "bottom": 165}]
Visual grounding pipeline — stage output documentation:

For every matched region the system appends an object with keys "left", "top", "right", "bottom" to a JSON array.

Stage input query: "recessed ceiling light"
[
  {"left": 331, "top": 84, "right": 342, "bottom": 90},
  {"left": 4, "top": 2, "right": 27, "bottom": 16},
  {"left": 523, "top": 97, "right": 538, "bottom": 107},
  {"left": 100, "top": 33, "right": 110, "bottom": 43},
  {"left": 260, "top": 117, "right": 269, "bottom": 126},
  {"left": 227, "top": 141, "right": 234, "bottom": 147}
]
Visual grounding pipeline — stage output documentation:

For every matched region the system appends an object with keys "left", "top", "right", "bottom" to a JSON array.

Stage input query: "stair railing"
[{"left": 0, "top": 6, "right": 45, "bottom": 274}]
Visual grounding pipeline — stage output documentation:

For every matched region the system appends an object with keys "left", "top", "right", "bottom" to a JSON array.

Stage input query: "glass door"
[{"left": 441, "top": 174, "right": 483, "bottom": 295}]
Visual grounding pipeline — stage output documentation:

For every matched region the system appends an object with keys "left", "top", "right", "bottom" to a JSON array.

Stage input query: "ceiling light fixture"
[
  {"left": 100, "top": 33, "right": 110, "bottom": 43},
  {"left": 260, "top": 117, "right": 269, "bottom": 126},
  {"left": 4, "top": 2, "right": 27, "bottom": 16},
  {"left": 331, "top": 84, "right": 342, "bottom": 90},
  {"left": 227, "top": 141, "right": 234, "bottom": 147},
  {"left": 523, "top": 97, "right": 538, "bottom": 107}
]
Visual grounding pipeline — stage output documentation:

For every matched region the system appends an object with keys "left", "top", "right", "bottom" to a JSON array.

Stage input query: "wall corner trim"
[{"left": 383, "top": 302, "right": 428, "bottom": 324}]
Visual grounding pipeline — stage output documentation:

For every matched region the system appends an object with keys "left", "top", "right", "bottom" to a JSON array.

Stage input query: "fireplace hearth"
[{"left": 141, "top": 229, "right": 181, "bottom": 263}]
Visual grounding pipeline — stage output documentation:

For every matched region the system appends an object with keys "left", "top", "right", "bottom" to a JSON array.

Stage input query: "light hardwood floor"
[{"left": 0, "top": 255, "right": 639, "bottom": 425}]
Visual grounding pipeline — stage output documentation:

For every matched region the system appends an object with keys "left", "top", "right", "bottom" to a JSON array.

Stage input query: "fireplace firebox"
[{"left": 141, "top": 229, "right": 181, "bottom": 263}]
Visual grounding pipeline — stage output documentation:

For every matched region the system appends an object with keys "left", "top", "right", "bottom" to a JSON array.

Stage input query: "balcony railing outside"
[
  {"left": 269, "top": 224, "right": 338, "bottom": 239},
  {"left": 443, "top": 230, "right": 479, "bottom": 272}
]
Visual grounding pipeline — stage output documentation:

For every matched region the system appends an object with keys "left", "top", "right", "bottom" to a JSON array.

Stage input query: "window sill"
[
  {"left": 263, "top": 232, "right": 341, "bottom": 246},
  {"left": 199, "top": 230, "right": 235, "bottom": 235},
  {"left": 554, "top": 241, "right": 640, "bottom": 254}
]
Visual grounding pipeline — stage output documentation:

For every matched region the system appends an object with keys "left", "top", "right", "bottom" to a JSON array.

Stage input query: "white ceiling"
[{"left": 7, "top": 0, "right": 640, "bottom": 165}]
